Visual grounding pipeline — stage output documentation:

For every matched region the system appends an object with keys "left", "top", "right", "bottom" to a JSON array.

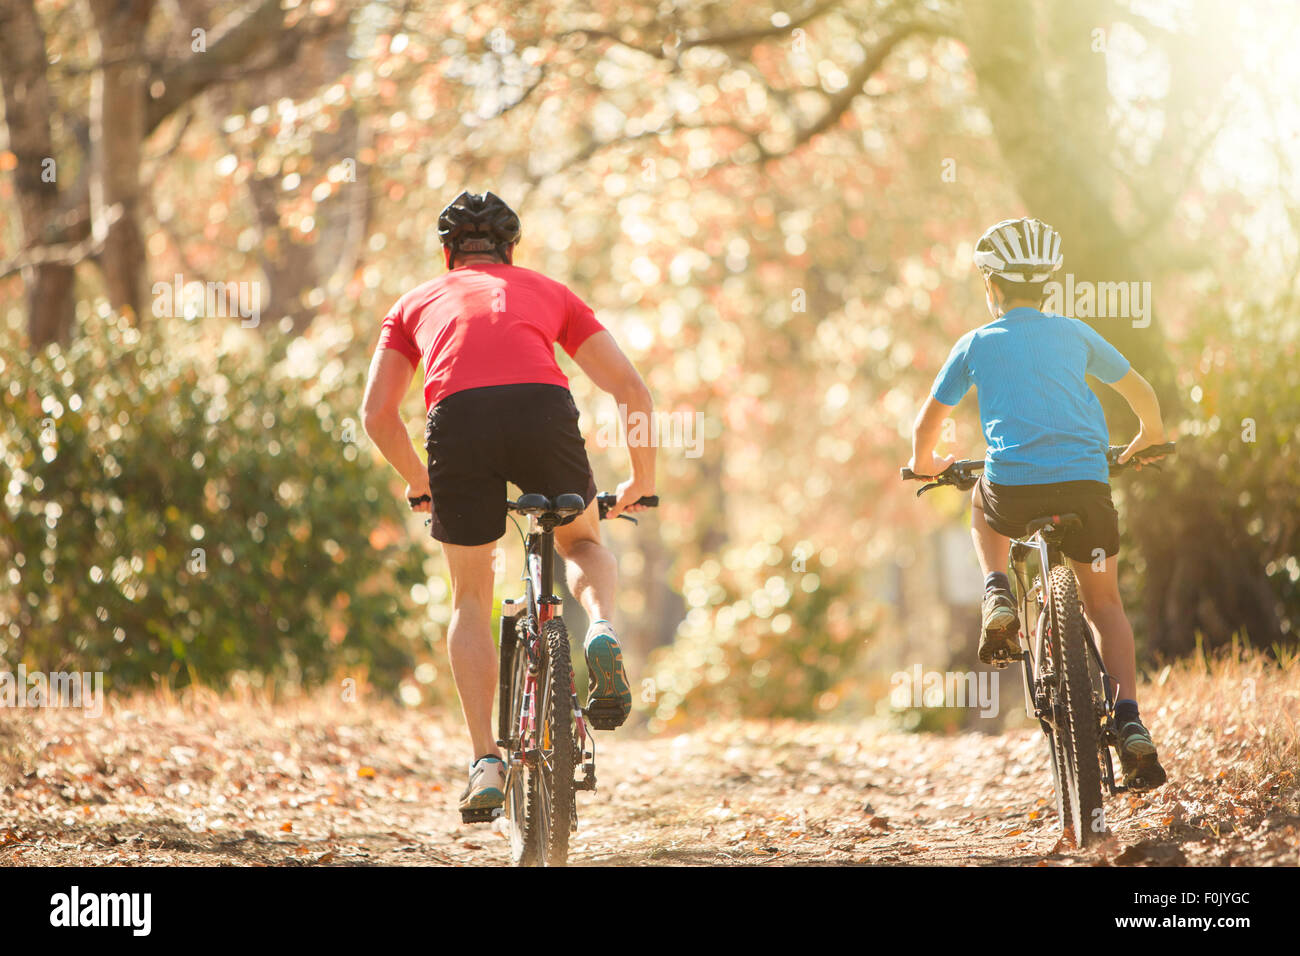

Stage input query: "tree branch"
[
  {"left": 678, "top": 0, "right": 847, "bottom": 50},
  {"left": 0, "top": 205, "right": 123, "bottom": 280},
  {"left": 146, "top": 0, "right": 351, "bottom": 134}
]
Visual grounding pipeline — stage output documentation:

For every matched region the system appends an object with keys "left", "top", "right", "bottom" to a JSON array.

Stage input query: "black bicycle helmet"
[{"left": 437, "top": 190, "right": 521, "bottom": 268}]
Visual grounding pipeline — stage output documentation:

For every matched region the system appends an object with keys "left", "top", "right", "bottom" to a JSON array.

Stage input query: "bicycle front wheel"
[
  {"left": 528, "top": 617, "right": 576, "bottom": 866},
  {"left": 1048, "top": 565, "right": 1105, "bottom": 846}
]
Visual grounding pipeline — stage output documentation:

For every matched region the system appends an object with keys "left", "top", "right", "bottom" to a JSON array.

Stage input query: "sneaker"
[
  {"left": 584, "top": 620, "right": 632, "bottom": 730},
  {"left": 458, "top": 756, "right": 506, "bottom": 812},
  {"left": 979, "top": 590, "right": 1021, "bottom": 665},
  {"left": 1117, "top": 720, "right": 1167, "bottom": 790}
]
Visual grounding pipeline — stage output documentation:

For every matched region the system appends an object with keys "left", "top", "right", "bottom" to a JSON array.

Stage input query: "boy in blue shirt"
[{"left": 908, "top": 218, "right": 1168, "bottom": 790}]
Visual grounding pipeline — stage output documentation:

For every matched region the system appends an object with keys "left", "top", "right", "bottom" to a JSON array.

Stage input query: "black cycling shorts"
[
  {"left": 424, "top": 383, "right": 597, "bottom": 546},
  {"left": 973, "top": 476, "right": 1120, "bottom": 563}
]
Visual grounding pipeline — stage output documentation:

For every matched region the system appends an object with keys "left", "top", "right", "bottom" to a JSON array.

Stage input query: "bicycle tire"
[
  {"left": 1048, "top": 565, "right": 1106, "bottom": 846},
  {"left": 504, "top": 631, "right": 538, "bottom": 867},
  {"left": 1035, "top": 607, "right": 1074, "bottom": 835},
  {"left": 530, "top": 617, "right": 575, "bottom": 866},
  {"left": 1083, "top": 625, "right": 1117, "bottom": 793}
]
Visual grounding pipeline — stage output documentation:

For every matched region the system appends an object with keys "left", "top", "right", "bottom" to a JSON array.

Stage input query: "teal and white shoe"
[
  {"left": 584, "top": 620, "right": 632, "bottom": 730},
  {"left": 459, "top": 756, "right": 506, "bottom": 815}
]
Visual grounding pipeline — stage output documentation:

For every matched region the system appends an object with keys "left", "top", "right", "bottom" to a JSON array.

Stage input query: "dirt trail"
[{"left": 1, "top": 700, "right": 1295, "bottom": 866}]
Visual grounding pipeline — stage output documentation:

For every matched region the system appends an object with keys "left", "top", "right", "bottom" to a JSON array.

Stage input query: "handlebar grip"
[
  {"left": 407, "top": 494, "right": 431, "bottom": 508},
  {"left": 596, "top": 492, "right": 659, "bottom": 520},
  {"left": 596, "top": 493, "right": 658, "bottom": 506},
  {"left": 900, "top": 468, "right": 919, "bottom": 481},
  {"left": 1111, "top": 441, "right": 1177, "bottom": 466}
]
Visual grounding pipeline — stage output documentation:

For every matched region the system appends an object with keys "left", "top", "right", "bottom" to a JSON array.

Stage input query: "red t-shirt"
[{"left": 377, "top": 263, "right": 606, "bottom": 410}]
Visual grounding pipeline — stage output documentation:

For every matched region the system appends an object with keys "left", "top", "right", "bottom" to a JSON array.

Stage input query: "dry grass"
[{"left": 1131, "top": 642, "right": 1299, "bottom": 827}]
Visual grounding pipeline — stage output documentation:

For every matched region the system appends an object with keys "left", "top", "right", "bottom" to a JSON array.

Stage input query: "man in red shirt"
[{"left": 361, "top": 191, "right": 656, "bottom": 817}]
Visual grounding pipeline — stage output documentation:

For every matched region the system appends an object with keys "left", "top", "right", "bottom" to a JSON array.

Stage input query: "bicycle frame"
[
  {"left": 503, "top": 511, "right": 592, "bottom": 795},
  {"left": 492, "top": 492, "right": 657, "bottom": 854},
  {"left": 1009, "top": 529, "right": 1123, "bottom": 794},
  {"left": 897, "top": 444, "right": 1175, "bottom": 827}
]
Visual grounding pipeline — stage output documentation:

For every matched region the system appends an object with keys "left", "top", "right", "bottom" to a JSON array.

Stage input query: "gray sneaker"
[
  {"left": 1117, "top": 720, "right": 1167, "bottom": 790},
  {"left": 979, "top": 591, "right": 1021, "bottom": 665}
]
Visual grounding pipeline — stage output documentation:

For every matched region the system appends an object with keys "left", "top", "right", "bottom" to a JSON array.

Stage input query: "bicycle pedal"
[
  {"left": 459, "top": 806, "right": 503, "bottom": 825},
  {"left": 584, "top": 699, "right": 628, "bottom": 731},
  {"left": 990, "top": 650, "right": 1024, "bottom": 670}
]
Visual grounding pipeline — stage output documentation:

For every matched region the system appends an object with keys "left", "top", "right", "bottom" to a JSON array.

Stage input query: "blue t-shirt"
[{"left": 930, "top": 308, "right": 1130, "bottom": 485}]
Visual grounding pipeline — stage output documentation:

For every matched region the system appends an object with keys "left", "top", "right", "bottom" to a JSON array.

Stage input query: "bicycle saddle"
[
  {"left": 1025, "top": 513, "right": 1083, "bottom": 538},
  {"left": 552, "top": 493, "right": 587, "bottom": 517},
  {"left": 514, "top": 493, "right": 552, "bottom": 515},
  {"left": 514, "top": 493, "right": 586, "bottom": 518}
]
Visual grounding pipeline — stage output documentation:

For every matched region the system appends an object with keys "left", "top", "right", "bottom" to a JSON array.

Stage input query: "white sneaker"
[{"left": 459, "top": 756, "right": 506, "bottom": 811}]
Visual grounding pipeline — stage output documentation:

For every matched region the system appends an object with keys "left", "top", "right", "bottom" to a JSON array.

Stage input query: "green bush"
[
  {"left": 1119, "top": 291, "right": 1300, "bottom": 656},
  {"left": 0, "top": 310, "right": 436, "bottom": 690},
  {"left": 646, "top": 543, "right": 874, "bottom": 725}
]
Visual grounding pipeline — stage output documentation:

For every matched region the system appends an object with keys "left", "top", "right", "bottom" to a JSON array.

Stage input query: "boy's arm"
[
  {"left": 908, "top": 395, "right": 957, "bottom": 478},
  {"left": 1106, "top": 368, "right": 1168, "bottom": 463}
]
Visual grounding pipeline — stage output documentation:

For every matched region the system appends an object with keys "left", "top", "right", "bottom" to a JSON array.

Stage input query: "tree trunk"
[
  {"left": 88, "top": 0, "right": 157, "bottom": 323},
  {"left": 0, "top": 0, "right": 77, "bottom": 345}
]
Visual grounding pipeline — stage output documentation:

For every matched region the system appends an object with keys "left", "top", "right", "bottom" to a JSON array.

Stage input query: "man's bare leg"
[
  {"left": 555, "top": 500, "right": 631, "bottom": 727},
  {"left": 442, "top": 541, "right": 501, "bottom": 761},
  {"left": 555, "top": 501, "right": 617, "bottom": 622}
]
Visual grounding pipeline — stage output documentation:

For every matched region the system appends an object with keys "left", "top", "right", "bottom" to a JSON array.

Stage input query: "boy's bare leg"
[
  {"left": 1072, "top": 552, "right": 1165, "bottom": 788},
  {"left": 970, "top": 491, "right": 1011, "bottom": 577},
  {"left": 1071, "top": 555, "right": 1139, "bottom": 703},
  {"left": 970, "top": 489, "right": 1019, "bottom": 664}
]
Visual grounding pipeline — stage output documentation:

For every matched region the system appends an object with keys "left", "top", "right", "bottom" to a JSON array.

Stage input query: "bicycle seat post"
[{"left": 535, "top": 517, "right": 561, "bottom": 607}]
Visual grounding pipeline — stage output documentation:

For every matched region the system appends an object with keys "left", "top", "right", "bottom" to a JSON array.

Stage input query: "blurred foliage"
[
  {"left": 3, "top": 0, "right": 1300, "bottom": 716},
  {"left": 648, "top": 540, "right": 875, "bottom": 723},
  {"left": 0, "top": 309, "right": 447, "bottom": 693},
  {"left": 1120, "top": 289, "right": 1300, "bottom": 653}
]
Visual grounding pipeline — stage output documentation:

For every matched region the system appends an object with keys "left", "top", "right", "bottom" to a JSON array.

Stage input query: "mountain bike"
[
  {"left": 900, "top": 443, "right": 1174, "bottom": 847},
  {"left": 473, "top": 490, "right": 657, "bottom": 866}
]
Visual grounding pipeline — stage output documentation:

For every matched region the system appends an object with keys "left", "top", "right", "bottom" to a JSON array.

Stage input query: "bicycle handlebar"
[
  {"left": 597, "top": 493, "right": 659, "bottom": 522},
  {"left": 900, "top": 442, "right": 1177, "bottom": 497},
  {"left": 1105, "top": 441, "right": 1176, "bottom": 468},
  {"left": 409, "top": 493, "right": 659, "bottom": 520}
]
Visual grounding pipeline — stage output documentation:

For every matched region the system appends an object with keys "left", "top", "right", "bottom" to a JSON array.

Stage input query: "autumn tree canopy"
[{"left": 2, "top": 0, "right": 1298, "bottom": 710}]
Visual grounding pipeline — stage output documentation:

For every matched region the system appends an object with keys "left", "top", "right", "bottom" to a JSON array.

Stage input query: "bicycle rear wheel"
[
  {"left": 1034, "top": 611, "right": 1074, "bottom": 835},
  {"left": 529, "top": 617, "right": 576, "bottom": 866},
  {"left": 503, "top": 628, "right": 538, "bottom": 867},
  {"left": 1047, "top": 565, "right": 1105, "bottom": 846}
]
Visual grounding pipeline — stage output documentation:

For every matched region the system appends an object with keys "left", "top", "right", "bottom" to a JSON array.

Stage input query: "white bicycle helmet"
[{"left": 973, "top": 218, "right": 1063, "bottom": 283}]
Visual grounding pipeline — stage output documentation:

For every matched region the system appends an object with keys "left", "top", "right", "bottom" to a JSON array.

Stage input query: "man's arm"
[
  {"left": 908, "top": 395, "right": 957, "bottom": 478},
  {"left": 1105, "top": 368, "right": 1168, "bottom": 463},
  {"left": 361, "top": 349, "right": 431, "bottom": 511},
  {"left": 571, "top": 330, "right": 655, "bottom": 518}
]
